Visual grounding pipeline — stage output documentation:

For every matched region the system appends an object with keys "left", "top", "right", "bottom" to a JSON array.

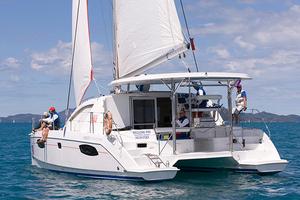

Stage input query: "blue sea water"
[{"left": 0, "top": 123, "right": 299, "bottom": 200}]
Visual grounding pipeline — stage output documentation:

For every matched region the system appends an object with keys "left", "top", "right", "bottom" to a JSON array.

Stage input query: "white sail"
[
  {"left": 114, "top": 0, "right": 187, "bottom": 78},
  {"left": 72, "top": 0, "right": 93, "bottom": 106}
]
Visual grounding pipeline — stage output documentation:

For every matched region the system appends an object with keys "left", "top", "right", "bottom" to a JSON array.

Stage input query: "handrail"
[
  {"left": 112, "top": 120, "right": 124, "bottom": 146},
  {"left": 243, "top": 108, "right": 271, "bottom": 138},
  {"left": 156, "top": 131, "right": 174, "bottom": 155},
  {"left": 231, "top": 131, "right": 245, "bottom": 151}
]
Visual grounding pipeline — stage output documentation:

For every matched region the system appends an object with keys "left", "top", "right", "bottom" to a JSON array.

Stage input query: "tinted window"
[
  {"left": 133, "top": 99, "right": 155, "bottom": 129},
  {"left": 157, "top": 97, "right": 172, "bottom": 127}
]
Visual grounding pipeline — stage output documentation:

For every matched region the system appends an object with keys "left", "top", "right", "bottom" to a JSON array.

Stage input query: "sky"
[{"left": 1, "top": 0, "right": 300, "bottom": 117}]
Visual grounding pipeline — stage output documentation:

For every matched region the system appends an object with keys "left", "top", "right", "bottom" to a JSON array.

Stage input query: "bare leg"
[
  {"left": 234, "top": 113, "right": 239, "bottom": 125},
  {"left": 42, "top": 127, "right": 49, "bottom": 141},
  {"left": 37, "top": 122, "right": 47, "bottom": 131}
]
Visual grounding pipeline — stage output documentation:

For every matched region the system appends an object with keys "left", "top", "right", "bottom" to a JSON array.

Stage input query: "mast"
[{"left": 112, "top": 0, "right": 119, "bottom": 80}]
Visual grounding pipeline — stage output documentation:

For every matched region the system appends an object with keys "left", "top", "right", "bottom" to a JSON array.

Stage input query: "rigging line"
[
  {"left": 93, "top": 76, "right": 110, "bottom": 95},
  {"left": 93, "top": 78, "right": 103, "bottom": 97},
  {"left": 65, "top": 0, "right": 81, "bottom": 123},
  {"left": 179, "top": 0, "right": 199, "bottom": 72},
  {"left": 181, "top": 59, "right": 191, "bottom": 72}
]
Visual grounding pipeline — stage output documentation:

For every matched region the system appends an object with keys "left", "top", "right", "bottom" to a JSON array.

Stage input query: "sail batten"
[
  {"left": 115, "top": 0, "right": 187, "bottom": 78},
  {"left": 72, "top": 0, "right": 93, "bottom": 106}
]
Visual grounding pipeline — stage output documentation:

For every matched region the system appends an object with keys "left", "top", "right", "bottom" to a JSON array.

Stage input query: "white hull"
[
  {"left": 30, "top": 133, "right": 178, "bottom": 181},
  {"left": 32, "top": 156, "right": 177, "bottom": 181}
]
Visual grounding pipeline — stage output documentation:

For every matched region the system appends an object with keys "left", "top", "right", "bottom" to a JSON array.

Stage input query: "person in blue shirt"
[
  {"left": 42, "top": 107, "right": 60, "bottom": 130},
  {"left": 232, "top": 85, "right": 247, "bottom": 124},
  {"left": 38, "top": 106, "right": 60, "bottom": 143}
]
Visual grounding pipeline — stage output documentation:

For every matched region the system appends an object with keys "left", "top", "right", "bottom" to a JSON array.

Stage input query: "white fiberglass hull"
[
  {"left": 32, "top": 157, "right": 177, "bottom": 181},
  {"left": 165, "top": 132, "right": 287, "bottom": 174},
  {"left": 30, "top": 133, "right": 178, "bottom": 181},
  {"left": 173, "top": 156, "right": 287, "bottom": 174}
]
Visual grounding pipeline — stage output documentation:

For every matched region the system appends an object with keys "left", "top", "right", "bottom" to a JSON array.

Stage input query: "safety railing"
[
  {"left": 111, "top": 120, "right": 124, "bottom": 147},
  {"left": 156, "top": 131, "right": 174, "bottom": 155},
  {"left": 241, "top": 108, "right": 271, "bottom": 138}
]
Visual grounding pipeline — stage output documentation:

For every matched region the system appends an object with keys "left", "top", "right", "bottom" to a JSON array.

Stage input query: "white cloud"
[
  {"left": 209, "top": 47, "right": 231, "bottom": 59},
  {"left": 30, "top": 41, "right": 72, "bottom": 72},
  {"left": 30, "top": 41, "right": 112, "bottom": 79},
  {"left": 0, "top": 57, "right": 20, "bottom": 71},
  {"left": 189, "top": 2, "right": 300, "bottom": 49},
  {"left": 222, "top": 49, "right": 300, "bottom": 77},
  {"left": 234, "top": 36, "right": 256, "bottom": 51}
]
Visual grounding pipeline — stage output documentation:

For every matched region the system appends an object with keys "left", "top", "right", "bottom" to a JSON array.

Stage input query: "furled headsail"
[
  {"left": 72, "top": 0, "right": 93, "bottom": 106},
  {"left": 114, "top": 0, "right": 188, "bottom": 78}
]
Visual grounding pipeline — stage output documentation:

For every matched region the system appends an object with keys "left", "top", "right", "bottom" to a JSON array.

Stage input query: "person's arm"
[
  {"left": 176, "top": 118, "right": 189, "bottom": 127},
  {"left": 241, "top": 91, "right": 247, "bottom": 111},
  {"left": 42, "top": 114, "right": 58, "bottom": 123},
  {"left": 42, "top": 117, "right": 52, "bottom": 123},
  {"left": 243, "top": 97, "right": 247, "bottom": 111}
]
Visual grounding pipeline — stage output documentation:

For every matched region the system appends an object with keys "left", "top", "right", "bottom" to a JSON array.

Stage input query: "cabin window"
[
  {"left": 157, "top": 97, "right": 172, "bottom": 127},
  {"left": 133, "top": 99, "right": 155, "bottom": 129}
]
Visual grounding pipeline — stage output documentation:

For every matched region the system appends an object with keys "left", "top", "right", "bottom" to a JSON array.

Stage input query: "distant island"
[
  {"left": 219, "top": 108, "right": 300, "bottom": 123},
  {"left": 0, "top": 109, "right": 74, "bottom": 124},
  {"left": 0, "top": 108, "right": 299, "bottom": 123}
]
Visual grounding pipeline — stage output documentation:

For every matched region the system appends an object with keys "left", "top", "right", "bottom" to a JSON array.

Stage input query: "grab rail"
[
  {"left": 155, "top": 130, "right": 174, "bottom": 155},
  {"left": 112, "top": 120, "right": 124, "bottom": 147},
  {"left": 243, "top": 108, "right": 271, "bottom": 138}
]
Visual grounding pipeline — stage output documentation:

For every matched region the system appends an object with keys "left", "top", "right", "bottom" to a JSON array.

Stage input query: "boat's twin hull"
[
  {"left": 174, "top": 157, "right": 287, "bottom": 174},
  {"left": 30, "top": 130, "right": 287, "bottom": 181},
  {"left": 30, "top": 135, "right": 178, "bottom": 181},
  {"left": 32, "top": 157, "right": 177, "bottom": 181}
]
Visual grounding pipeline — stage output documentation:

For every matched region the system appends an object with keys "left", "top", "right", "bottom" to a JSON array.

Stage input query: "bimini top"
[{"left": 110, "top": 72, "right": 251, "bottom": 86}]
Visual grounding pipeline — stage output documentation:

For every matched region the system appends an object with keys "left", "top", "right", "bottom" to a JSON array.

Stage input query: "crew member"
[{"left": 232, "top": 85, "right": 247, "bottom": 124}]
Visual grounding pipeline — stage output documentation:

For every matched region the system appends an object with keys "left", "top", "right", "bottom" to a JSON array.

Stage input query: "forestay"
[
  {"left": 114, "top": 0, "right": 187, "bottom": 78},
  {"left": 72, "top": 0, "right": 93, "bottom": 106}
]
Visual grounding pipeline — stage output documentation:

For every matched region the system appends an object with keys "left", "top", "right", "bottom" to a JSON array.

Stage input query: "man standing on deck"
[{"left": 232, "top": 85, "right": 247, "bottom": 124}]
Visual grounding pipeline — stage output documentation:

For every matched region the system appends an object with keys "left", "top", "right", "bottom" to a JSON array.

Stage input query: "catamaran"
[{"left": 30, "top": 0, "right": 287, "bottom": 181}]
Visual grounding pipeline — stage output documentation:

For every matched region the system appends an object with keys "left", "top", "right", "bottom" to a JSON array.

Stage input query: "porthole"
[{"left": 79, "top": 144, "right": 98, "bottom": 156}]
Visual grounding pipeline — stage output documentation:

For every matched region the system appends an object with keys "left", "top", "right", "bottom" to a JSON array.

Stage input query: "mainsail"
[
  {"left": 114, "top": 0, "right": 188, "bottom": 78},
  {"left": 72, "top": 0, "right": 93, "bottom": 106}
]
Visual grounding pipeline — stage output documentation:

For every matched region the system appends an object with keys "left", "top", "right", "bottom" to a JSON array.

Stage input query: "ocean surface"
[{"left": 0, "top": 123, "right": 299, "bottom": 200}]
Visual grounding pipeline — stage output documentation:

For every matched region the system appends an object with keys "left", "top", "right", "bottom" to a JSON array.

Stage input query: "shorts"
[{"left": 232, "top": 105, "right": 243, "bottom": 115}]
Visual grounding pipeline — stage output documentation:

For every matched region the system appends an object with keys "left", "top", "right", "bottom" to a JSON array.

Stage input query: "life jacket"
[{"left": 50, "top": 111, "right": 61, "bottom": 129}]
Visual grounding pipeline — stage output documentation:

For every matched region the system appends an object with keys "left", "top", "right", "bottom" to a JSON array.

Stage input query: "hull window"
[{"left": 79, "top": 144, "right": 99, "bottom": 156}]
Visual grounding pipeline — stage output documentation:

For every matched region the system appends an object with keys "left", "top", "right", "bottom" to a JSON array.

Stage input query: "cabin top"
[{"left": 110, "top": 72, "right": 251, "bottom": 86}]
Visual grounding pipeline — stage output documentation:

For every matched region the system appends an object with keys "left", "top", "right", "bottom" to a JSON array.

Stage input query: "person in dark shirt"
[{"left": 176, "top": 109, "right": 190, "bottom": 127}]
